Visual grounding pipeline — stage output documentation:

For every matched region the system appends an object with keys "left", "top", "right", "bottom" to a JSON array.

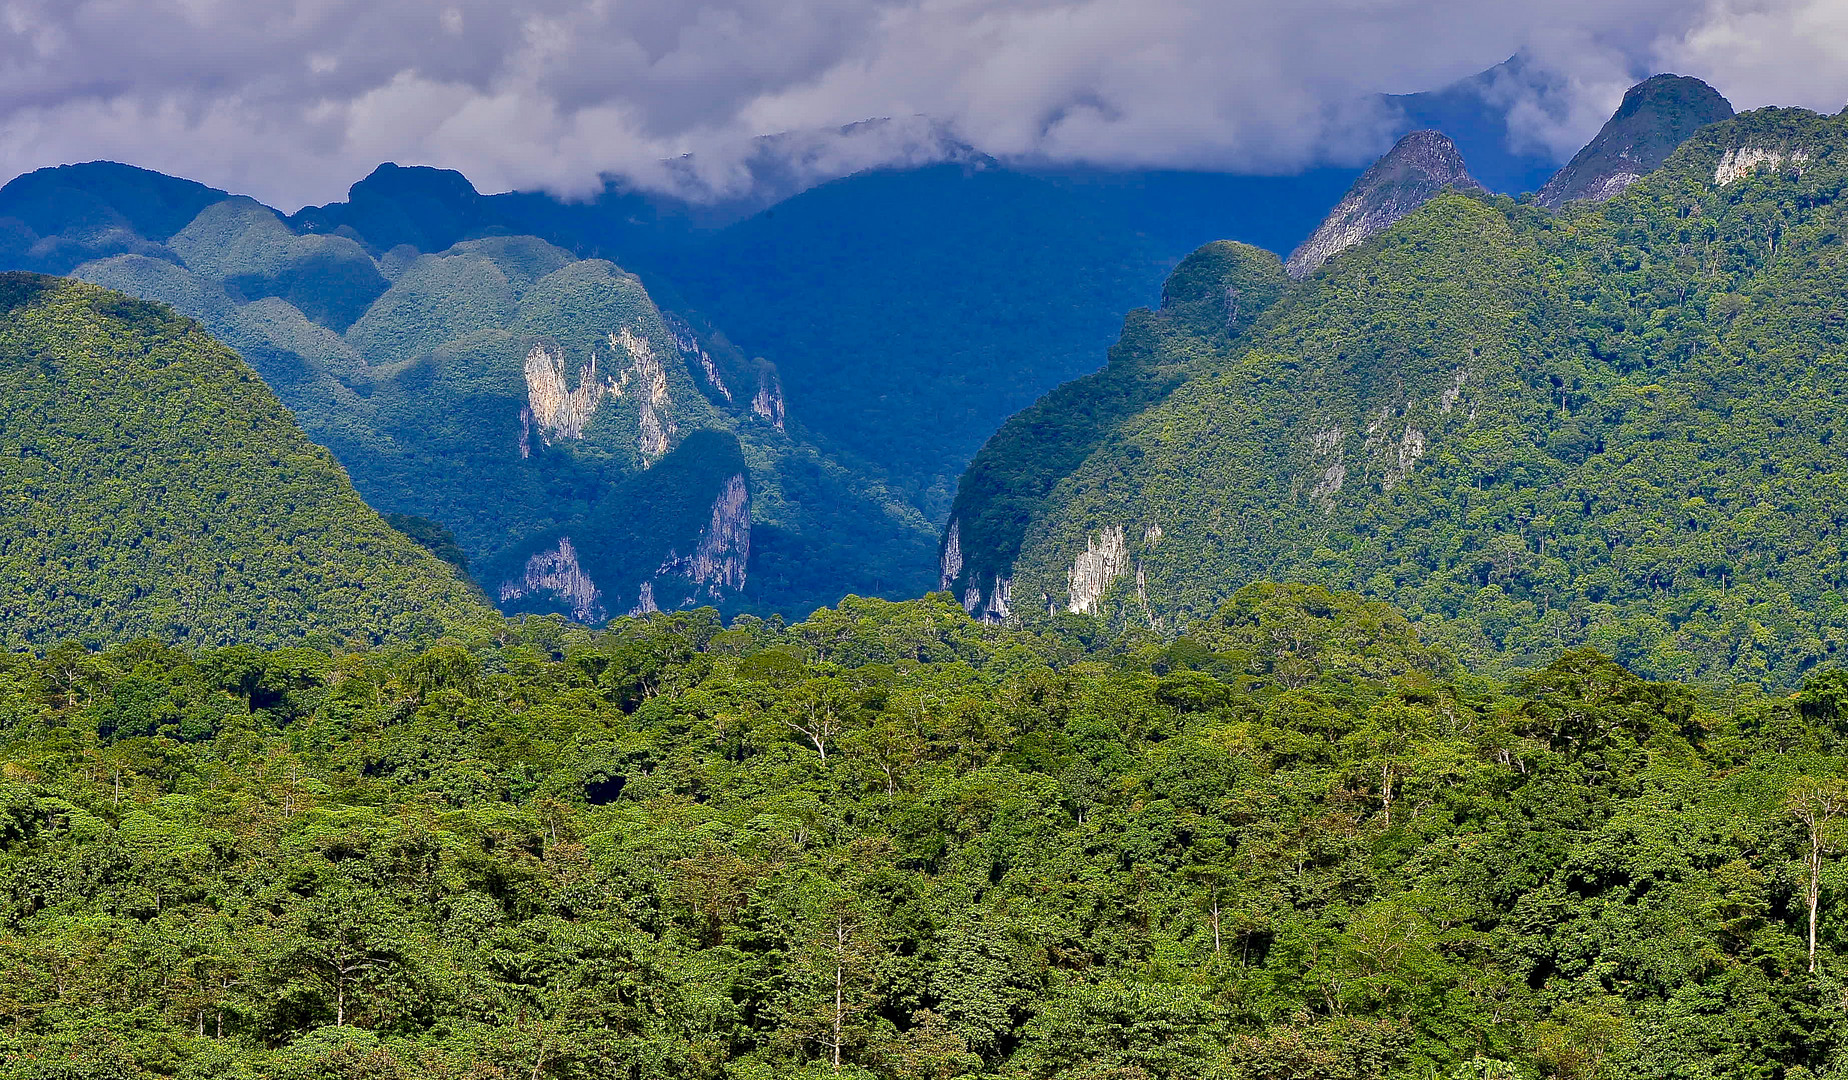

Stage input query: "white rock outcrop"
[
  {"left": 1715, "top": 147, "right": 1810, "bottom": 186},
  {"left": 657, "top": 473, "right": 751, "bottom": 599},
  {"left": 940, "top": 520, "right": 964, "bottom": 590},
  {"left": 499, "top": 536, "right": 605, "bottom": 623},
  {"left": 523, "top": 343, "right": 605, "bottom": 443},
  {"left": 1068, "top": 525, "right": 1130, "bottom": 615},
  {"left": 752, "top": 373, "right": 786, "bottom": 431},
  {"left": 609, "top": 328, "right": 675, "bottom": 463},
  {"left": 665, "top": 313, "right": 732, "bottom": 402}
]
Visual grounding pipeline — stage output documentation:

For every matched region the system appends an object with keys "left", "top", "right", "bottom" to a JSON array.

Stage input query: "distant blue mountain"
[{"left": 1390, "top": 54, "right": 1569, "bottom": 195}]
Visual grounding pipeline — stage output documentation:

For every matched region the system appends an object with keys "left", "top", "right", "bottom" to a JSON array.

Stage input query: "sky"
[{"left": 0, "top": 0, "right": 1844, "bottom": 210}]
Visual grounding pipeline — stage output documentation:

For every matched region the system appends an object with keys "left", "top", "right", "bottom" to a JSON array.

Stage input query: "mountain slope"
[
  {"left": 1003, "top": 106, "right": 1848, "bottom": 686},
  {"left": 1285, "top": 130, "right": 1483, "bottom": 278},
  {"left": 1535, "top": 73, "right": 1735, "bottom": 207},
  {"left": 939, "top": 241, "right": 1290, "bottom": 618},
  {"left": 0, "top": 274, "right": 495, "bottom": 648},
  {"left": 57, "top": 205, "right": 937, "bottom": 621}
]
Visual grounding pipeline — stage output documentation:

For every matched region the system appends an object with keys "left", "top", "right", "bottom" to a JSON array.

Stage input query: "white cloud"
[{"left": 0, "top": 0, "right": 1837, "bottom": 209}]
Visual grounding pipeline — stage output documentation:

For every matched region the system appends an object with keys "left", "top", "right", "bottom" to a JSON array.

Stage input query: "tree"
[{"left": 1787, "top": 775, "right": 1848, "bottom": 973}]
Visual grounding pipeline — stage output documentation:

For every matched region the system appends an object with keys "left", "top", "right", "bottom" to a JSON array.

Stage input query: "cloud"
[{"left": 0, "top": 0, "right": 1839, "bottom": 209}]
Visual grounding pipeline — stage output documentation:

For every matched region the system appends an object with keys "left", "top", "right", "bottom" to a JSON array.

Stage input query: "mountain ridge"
[
  {"left": 1285, "top": 130, "right": 1484, "bottom": 278},
  {"left": 989, "top": 104, "right": 1848, "bottom": 685}
]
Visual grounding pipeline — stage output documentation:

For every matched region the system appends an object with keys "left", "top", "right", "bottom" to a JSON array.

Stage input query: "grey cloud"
[{"left": 0, "top": 0, "right": 1840, "bottom": 210}]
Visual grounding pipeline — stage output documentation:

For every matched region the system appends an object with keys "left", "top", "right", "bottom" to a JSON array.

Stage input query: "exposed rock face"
[
  {"left": 939, "top": 519, "right": 963, "bottom": 591},
  {"left": 751, "top": 372, "right": 786, "bottom": 431},
  {"left": 629, "top": 581, "right": 660, "bottom": 617},
  {"left": 1715, "top": 146, "right": 1811, "bottom": 186},
  {"left": 523, "top": 343, "right": 604, "bottom": 443},
  {"left": 609, "top": 328, "right": 675, "bottom": 463},
  {"left": 499, "top": 536, "right": 605, "bottom": 623},
  {"left": 968, "top": 574, "right": 1012, "bottom": 622},
  {"left": 1537, "top": 74, "right": 1734, "bottom": 208},
  {"left": 665, "top": 312, "right": 731, "bottom": 402},
  {"left": 1286, "top": 131, "right": 1482, "bottom": 278},
  {"left": 1067, "top": 525, "right": 1129, "bottom": 615},
  {"left": 657, "top": 473, "right": 751, "bottom": 598}
]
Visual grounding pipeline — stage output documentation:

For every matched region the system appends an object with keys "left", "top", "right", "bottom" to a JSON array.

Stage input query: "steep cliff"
[
  {"left": 1285, "top": 131, "right": 1483, "bottom": 278},
  {"left": 1535, "top": 74, "right": 1734, "bottom": 208}
]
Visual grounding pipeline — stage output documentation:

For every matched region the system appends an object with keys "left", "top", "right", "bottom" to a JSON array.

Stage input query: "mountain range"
[{"left": 0, "top": 60, "right": 1767, "bottom": 655}]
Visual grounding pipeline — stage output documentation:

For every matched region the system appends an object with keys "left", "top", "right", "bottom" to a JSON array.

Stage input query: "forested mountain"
[
  {"left": 0, "top": 274, "right": 495, "bottom": 649},
  {"left": 1285, "top": 131, "right": 1483, "bottom": 278},
  {"left": 6, "top": 584, "right": 1848, "bottom": 1078},
  {"left": 969, "top": 103, "right": 1848, "bottom": 686},
  {"left": 940, "top": 241, "right": 1292, "bottom": 619},
  {"left": 1535, "top": 75, "right": 1735, "bottom": 208},
  {"left": 0, "top": 168, "right": 938, "bottom": 621}
]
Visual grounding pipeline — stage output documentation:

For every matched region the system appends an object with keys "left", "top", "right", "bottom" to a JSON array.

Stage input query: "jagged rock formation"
[
  {"left": 522, "top": 342, "right": 605, "bottom": 444},
  {"left": 666, "top": 312, "right": 732, "bottom": 401},
  {"left": 939, "top": 520, "right": 963, "bottom": 591},
  {"left": 1536, "top": 74, "right": 1734, "bottom": 208},
  {"left": 751, "top": 373, "right": 786, "bottom": 431},
  {"left": 608, "top": 328, "right": 675, "bottom": 463},
  {"left": 499, "top": 537, "right": 606, "bottom": 624},
  {"left": 1286, "top": 131, "right": 1482, "bottom": 278},
  {"left": 656, "top": 473, "right": 751, "bottom": 599},
  {"left": 1067, "top": 525, "right": 1129, "bottom": 615}
]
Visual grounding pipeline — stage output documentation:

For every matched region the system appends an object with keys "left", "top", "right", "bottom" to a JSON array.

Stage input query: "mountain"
[
  {"left": 976, "top": 103, "right": 1848, "bottom": 686},
  {"left": 1535, "top": 73, "right": 1735, "bottom": 207},
  {"left": 939, "top": 241, "right": 1291, "bottom": 619},
  {"left": 1285, "top": 130, "right": 1483, "bottom": 278},
  {"left": 1388, "top": 52, "right": 1573, "bottom": 195},
  {"left": 296, "top": 160, "right": 1357, "bottom": 522},
  {"left": 0, "top": 161, "right": 229, "bottom": 274},
  {"left": 0, "top": 273, "right": 495, "bottom": 648}
]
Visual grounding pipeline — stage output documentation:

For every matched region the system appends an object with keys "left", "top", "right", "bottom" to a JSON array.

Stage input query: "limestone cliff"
[
  {"left": 1536, "top": 75, "right": 1734, "bottom": 208},
  {"left": 610, "top": 327, "right": 675, "bottom": 463},
  {"left": 498, "top": 537, "right": 605, "bottom": 623},
  {"left": 1286, "top": 131, "right": 1482, "bottom": 279},
  {"left": 1067, "top": 525, "right": 1129, "bottom": 615},
  {"left": 655, "top": 473, "right": 752, "bottom": 600},
  {"left": 751, "top": 372, "right": 786, "bottom": 431},
  {"left": 522, "top": 342, "right": 604, "bottom": 444}
]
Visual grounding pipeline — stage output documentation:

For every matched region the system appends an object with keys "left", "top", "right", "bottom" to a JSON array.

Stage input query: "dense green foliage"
[
  {"left": 6, "top": 586, "right": 1848, "bottom": 1079},
  {"left": 0, "top": 275, "right": 495, "bottom": 649},
  {"left": 999, "top": 106, "right": 1848, "bottom": 686}
]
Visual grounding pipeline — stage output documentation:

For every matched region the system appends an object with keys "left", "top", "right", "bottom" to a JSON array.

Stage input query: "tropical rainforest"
[
  {"left": 9, "top": 585, "right": 1848, "bottom": 1080},
  {"left": 12, "top": 59, "right": 1848, "bottom": 1080}
]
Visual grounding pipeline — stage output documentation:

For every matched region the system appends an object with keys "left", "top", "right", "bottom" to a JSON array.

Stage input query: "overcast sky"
[{"left": 0, "top": 0, "right": 1844, "bottom": 210}]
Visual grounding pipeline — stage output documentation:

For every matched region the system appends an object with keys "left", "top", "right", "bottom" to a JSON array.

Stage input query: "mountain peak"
[
  {"left": 1285, "top": 130, "right": 1482, "bottom": 278},
  {"left": 1536, "top": 74, "right": 1734, "bottom": 208}
]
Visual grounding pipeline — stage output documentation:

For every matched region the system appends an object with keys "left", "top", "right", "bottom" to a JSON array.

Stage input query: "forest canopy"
[{"left": 3, "top": 586, "right": 1847, "bottom": 1079}]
